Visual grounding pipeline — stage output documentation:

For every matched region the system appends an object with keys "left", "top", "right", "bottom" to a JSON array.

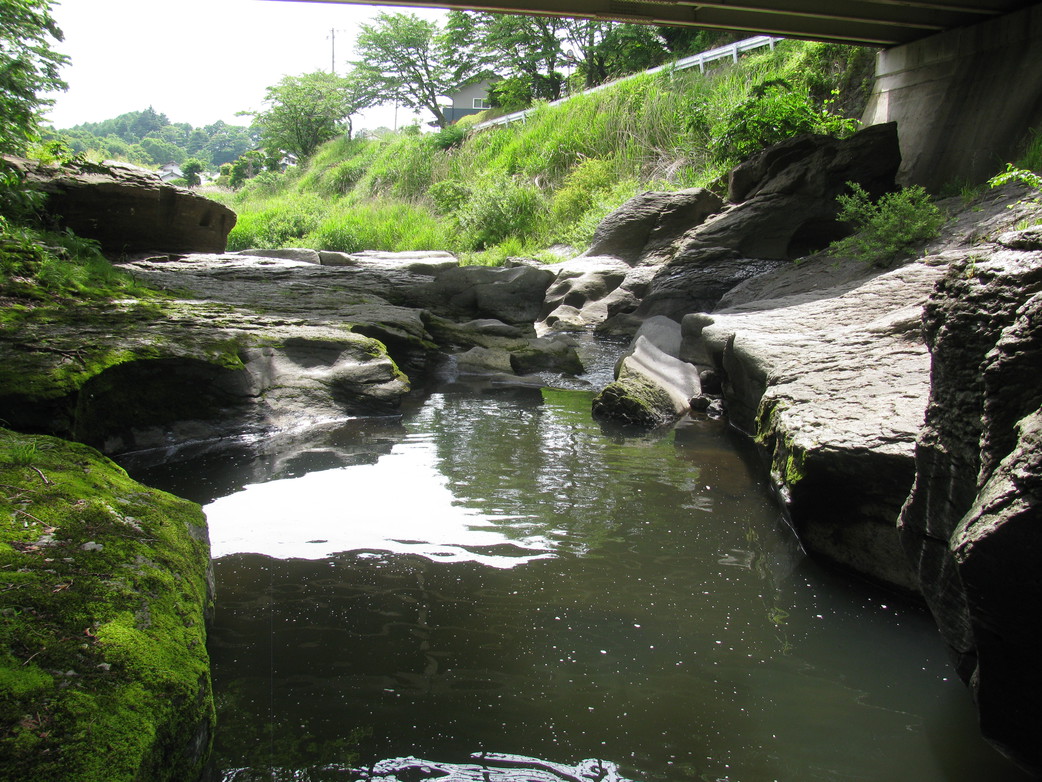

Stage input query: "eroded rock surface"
[
  {"left": 898, "top": 242, "right": 1042, "bottom": 772},
  {"left": 539, "top": 123, "right": 902, "bottom": 334},
  {"left": 697, "top": 258, "right": 944, "bottom": 591},
  {"left": 592, "top": 316, "right": 700, "bottom": 428},
  {"left": 5, "top": 155, "right": 235, "bottom": 254},
  {"left": 0, "top": 251, "right": 587, "bottom": 453}
]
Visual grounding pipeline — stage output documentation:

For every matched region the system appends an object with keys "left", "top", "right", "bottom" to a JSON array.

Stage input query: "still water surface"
[{"left": 125, "top": 374, "right": 1030, "bottom": 782}]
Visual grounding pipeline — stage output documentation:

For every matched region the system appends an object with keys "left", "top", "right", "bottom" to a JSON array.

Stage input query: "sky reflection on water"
[{"left": 204, "top": 438, "right": 555, "bottom": 567}]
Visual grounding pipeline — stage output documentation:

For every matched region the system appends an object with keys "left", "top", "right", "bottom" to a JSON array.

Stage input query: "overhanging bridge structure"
[
  {"left": 276, "top": 0, "right": 1036, "bottom": 47},
  {"left": 272, "top": 0, "right": 1042, "bottom": 188}
]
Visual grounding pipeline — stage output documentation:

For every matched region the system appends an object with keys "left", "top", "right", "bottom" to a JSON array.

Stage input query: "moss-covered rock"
[
  {"left": 592, "top": 368, "right": 678, "bottom": 428},
  {"left": 0, "top": 296, "right": 411, "bottom": 454},
  {"left": 591, "top": 316, "right": 701, "bottom": 428},
  {"left": 0, "top": 428, "right": 214, "bottom": 781}
]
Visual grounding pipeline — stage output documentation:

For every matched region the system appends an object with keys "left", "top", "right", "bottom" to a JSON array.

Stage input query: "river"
[{"left": 121, "top": 343, "right": 1030, "bottom": 782}]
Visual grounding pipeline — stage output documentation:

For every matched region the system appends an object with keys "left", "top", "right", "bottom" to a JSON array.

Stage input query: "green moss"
[
  {"left": 0, "top": 428, "right": 214, "bottom": 781},
  {"left": 755, "top": 398, "right": 806, "bottom": 487},
  {"left": 592, "top": 369, "right": 677, "bottom": 428},
  {"left": 783, "top": 447, "right": 806, "bottom": 485}
]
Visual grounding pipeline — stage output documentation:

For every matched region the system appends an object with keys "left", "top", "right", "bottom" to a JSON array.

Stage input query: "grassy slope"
[{"left": 219, "top": 41, "right": 876, "bottom": 264}]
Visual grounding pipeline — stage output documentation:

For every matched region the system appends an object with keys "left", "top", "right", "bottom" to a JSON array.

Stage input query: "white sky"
[{"left": 44, "top": 0, "right": 446, "bottom": 132}]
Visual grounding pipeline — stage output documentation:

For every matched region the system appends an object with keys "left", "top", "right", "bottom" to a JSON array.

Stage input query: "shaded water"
[{"left": 126, "top": 372, "right": 1030, "bottom": 782}]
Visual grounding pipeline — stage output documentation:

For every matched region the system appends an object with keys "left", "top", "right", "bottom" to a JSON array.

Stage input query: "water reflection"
[
  {"left": 125, "top": 382, "right": 1032, "bottom": 782},
  {"left": 204, "top": 437, "right": 555, "bottom": 566}
]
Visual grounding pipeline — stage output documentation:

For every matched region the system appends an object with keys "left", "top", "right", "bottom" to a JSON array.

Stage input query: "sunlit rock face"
[
  {"left": 538, "top": 123, "right": 903, "bottom": 334},
  {"left": 696, "top": 257, "right": 943, "bottom": 593},
  {"left": 593, "top": 316, "right": 701, "bottom": 428}
]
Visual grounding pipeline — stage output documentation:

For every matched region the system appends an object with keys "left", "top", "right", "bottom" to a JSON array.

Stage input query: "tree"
[
  {"left": 447, "top": 11, "right": 567, "bottom": 104},
  {"left": 353, "top": 12, "right": 477, "bottom": 128},
  {"left": 203, "top": 124, "right": 252, "bottom": 167},
  {"left": 561, "top": 20, "right": 668, "bottom": 89},
  {"left": 246, "top": 70, "right": 369, "bottom": 160},
  {"left": 228, "top": 149, "right": 265, "bottom": 189},
  {"left": 0, "top": 0, "right": 68, "bottom": 155},
  {"left": 139, "top": 136, "right": 183, "bottom": 166},
  {"left": 181, "top": 158, "right": 205, "bottom": 188}
]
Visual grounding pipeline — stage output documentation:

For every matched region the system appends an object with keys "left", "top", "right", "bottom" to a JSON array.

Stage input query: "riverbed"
[{"left": 122, "top": 353, "right": 1030, "bottom": 782}]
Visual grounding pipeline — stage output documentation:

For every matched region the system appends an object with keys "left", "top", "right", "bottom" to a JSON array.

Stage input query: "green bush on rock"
[{"left": 829, "top": 182, "right": 944, "bottom": 266}]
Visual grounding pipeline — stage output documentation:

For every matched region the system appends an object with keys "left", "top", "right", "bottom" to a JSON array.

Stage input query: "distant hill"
[{"left": 45, "top": 107, "right": 256, "bottom": 171}]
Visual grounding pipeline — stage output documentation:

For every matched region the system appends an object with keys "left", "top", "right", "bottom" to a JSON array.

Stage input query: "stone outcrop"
[
  {"left": 538, "top": 123, "right": 902, "bottom": 334},
  {"left": 408, "top": 263, "right": 556, "bottom": 325},
  {"left": 592, "top": 316, "right": 700, "bottom": 427},
  {"left": 0, "top": 251, "right": 589, "bottom": 454},
  {"left": 5, "top": 156, "right": 236, "bottom": 254},
  {"left": 0, "top": 300, "right": 410, "bottom": 455},
  {"left": 897, "top": 234, "right": 1042, "bottom": 772},
  {"left": 696, "top": 257, "right": 944, "bottom": 592},
  {"left": 584, "top": 188, "right": 724, "bottom": 264},
  {"left": 678, "top": 122, "right": 901, "bottom": 262},
  {"left": 665, "top": 185, "right": 1042, "bottom": 770}
]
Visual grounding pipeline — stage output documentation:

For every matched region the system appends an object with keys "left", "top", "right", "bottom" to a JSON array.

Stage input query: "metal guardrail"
[{"left": 472, "top": 35, "right": 779, "bottom": 131}]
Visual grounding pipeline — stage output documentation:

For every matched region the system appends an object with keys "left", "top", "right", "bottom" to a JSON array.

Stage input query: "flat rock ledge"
[
  {"left": 0, "top": 251, "right": 584, "bottom": 456},
  {"left": 696, "top": 258, "right": 945, "bottom": 592}
]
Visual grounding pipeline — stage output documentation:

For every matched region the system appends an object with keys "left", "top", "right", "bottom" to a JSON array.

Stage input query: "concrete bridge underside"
[
  {"left": 273, "top": 0, "right": 1036, "bottom": 46},
  {"left": 275, "top": 0, "right": 1042, "bottom": 189}
]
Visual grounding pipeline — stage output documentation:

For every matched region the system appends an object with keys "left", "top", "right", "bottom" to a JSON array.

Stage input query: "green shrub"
[
  {"left": 234, "top": 170, "right": 286, "bottom": 200},
  {"left": 829, "top": 183, "right": 944, "bottom": 266},
  {"left": 226, "top": 196, "right": 326, "bottom": 250},
  {"left": 550, "top": 157, "right": 619, "bottom": 224},
  {"left": 428, "top": 179, "right": 471, "bottom": 215},
  {"left": 431, "top": 123, "right": 468, "bottom": 151},
  {"left": 712, "top": 79, "right": 858, "bottom": 163},
  {"left": 305, "top": 219, "right": 365, "bottom": 253},
  {"left": 455, "top": 174, "right": 547, "bottom": 250},
  {"left": 988, "top": 163, "right": 1042, "bottom": 192},
  {"left": 301, "top": 199, "right": 451, "bottom": 254},
  {"left": 328, "top": 158, "right": 371, "bottom": 194},
  {"left": 0, "top": 222, "right": 143, "bottom": 301}
]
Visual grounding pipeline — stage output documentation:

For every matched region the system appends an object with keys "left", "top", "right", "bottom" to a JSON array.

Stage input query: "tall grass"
[
  {"left": 0, "top": 220, "right": 148, "bottom": 304},
  {"left": 226, "top": 40, "right": 874, "bottom": 263}
]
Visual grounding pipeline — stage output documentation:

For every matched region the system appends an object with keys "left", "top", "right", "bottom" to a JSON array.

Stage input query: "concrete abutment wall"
[{"left": 863, "top": 3, "right": 1042, "bottom": 191}]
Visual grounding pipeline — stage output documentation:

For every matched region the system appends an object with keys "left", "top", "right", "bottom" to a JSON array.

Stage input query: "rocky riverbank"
[{"left": 3, "top": 129, "right": 1041, "bottom": 775}]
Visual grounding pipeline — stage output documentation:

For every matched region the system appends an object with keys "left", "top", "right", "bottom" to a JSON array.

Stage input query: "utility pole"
[{"left": 327, "top": 28, "right": 338, "bottom": 74}]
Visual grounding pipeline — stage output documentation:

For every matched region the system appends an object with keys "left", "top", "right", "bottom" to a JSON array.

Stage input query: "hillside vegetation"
[{"left": 218, "top": 41, "right": 874, "bottom": 264}]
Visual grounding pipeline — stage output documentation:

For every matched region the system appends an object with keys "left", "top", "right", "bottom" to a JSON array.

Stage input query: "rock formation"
[
  {"left": 4, "top": 122, "right": 1042, "bottom": 775},
  {"left": 572, "top": 131, "right": 1041, "bottom": 769},
  {"left": 592, "top": 316, "right": 701, "bottom": 427},
  {"left": 571, "top": 123, "right": 906, "bottom": 429},
  {"left": 897, "top": 229, "right": 1042, "bottom": 772},
  {"left": 538, "top": 122, "right": 902, "bottom": 334},
  {"left": 5, "top": 156, "right": 236, "bottom": 254},
  {"left": 0, "top": 428, "right": 214, "bottom": 781},
  {"left": 0, "top": 250, "right": 584, "bottom": 455}
]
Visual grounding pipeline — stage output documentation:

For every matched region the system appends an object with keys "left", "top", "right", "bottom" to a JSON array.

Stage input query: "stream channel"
[{"left": 119, "top": 337, "right": 1030, "bottom": 782}]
